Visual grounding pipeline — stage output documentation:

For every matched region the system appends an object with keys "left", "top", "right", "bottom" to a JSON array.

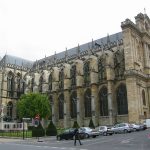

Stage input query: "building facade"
[{"left": 0, "top": 13, "right": 150, "bottom": 128}]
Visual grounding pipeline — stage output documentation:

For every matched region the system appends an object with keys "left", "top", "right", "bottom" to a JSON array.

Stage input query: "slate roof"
[
  {"left": 37, "top": 32, "right": 123, "bottom": 65},
  {"left": 0, "top": 54, "right": 33, "bottom": 69}
]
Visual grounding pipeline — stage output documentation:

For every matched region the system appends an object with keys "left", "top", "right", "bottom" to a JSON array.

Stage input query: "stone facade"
[{"left": 0, "top": 13, "right": 150, "bottom": 128}]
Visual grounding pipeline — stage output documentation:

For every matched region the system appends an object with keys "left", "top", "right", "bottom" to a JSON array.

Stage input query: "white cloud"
[{"left": 0, "top": 0, "right": 150, "bottom": 61}]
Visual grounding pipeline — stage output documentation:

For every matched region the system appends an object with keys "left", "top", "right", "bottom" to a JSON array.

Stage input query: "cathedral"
[{"left": 0, "top": 12, "right": 150, "bottom": 128}]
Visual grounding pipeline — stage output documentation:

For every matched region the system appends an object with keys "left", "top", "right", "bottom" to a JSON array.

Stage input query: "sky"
[{"left": 0, "top": 0, "right": 150, "bottom": 61}]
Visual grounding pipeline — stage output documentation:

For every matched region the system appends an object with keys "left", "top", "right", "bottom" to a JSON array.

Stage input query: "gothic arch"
[
  {"left": 58, "top": 93, "right": 64, "bottom": 119},
  {"left": 84, "top": 88, "right": 92, "bottom": 117},
  {"left": 99, "top": 86, "right": 108, "bottom": 116},
  {"left": 70, "top": 91, "right": 77, "bottom": 118},
  {"left": 116, "top": 84, "right": 128, "bottom": 115},
  {"left": 7, "top": 101, "right": 13, "bottom": 119},
  {"left": 142, "top": 89, "right": 146, "bottom": 106}
]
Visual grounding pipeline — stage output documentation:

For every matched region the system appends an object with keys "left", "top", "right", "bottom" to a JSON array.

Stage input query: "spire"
[
  {"left": 65, "top": 47, "right": 68, "bottom": 62},
  {"left": 76, "top": 44, "right": 80, "bottom": 59},
  {"left": 53, "top": 51, "right": 57, "bottom": 65},
  {"left": 107, "top": 33, "right": 111, "bottom": 47},
  {"left": 91, "top": 38, "right": 94, "bottom": 49}
]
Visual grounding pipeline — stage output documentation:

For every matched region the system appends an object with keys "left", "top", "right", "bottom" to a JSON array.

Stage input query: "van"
[{"left": 143, "top": 119, "right": 150, "bottom": 128}]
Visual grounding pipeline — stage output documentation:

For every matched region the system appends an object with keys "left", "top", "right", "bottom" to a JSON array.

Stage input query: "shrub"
[
  {"left": 89, "top": 119, "right": 95, "bottom": 129},
  {"left": 72, "top": 121, "right": 80, "bottom": 128},
  {"left": 32, "top": 121, "right": 45, "bottom": 137},
  {"left": 46, "top": 121, "right": 57, "bottom": 136}
]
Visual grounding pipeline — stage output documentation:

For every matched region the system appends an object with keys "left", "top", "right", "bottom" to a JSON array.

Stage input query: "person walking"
[{"left": 74, "top": 128, "right": 82, "bottom": 146}]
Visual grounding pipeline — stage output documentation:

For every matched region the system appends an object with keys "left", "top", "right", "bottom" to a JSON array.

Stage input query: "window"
[
  {"left": 7, "top": 71, "right": 14, "bottom": 97},
  {"left": 84, "top": 89, "right": 92, "bottom": 117},
  {"left": 142, "top": 90, "right": 146, "bottom": 106},
  {"left": 70, "top": 91, "right": 77, "bottom": 118},
  {"left": 48, "top": 74, "right": 53, "bottom": 91},
  {"left": 58, "top": 94, "right": 64, "bottom": 119},
  {"left": 59, "top": 68, "right": 64, "bottom": 90},
  {"left": 7, "top": 101, "right": 13, "bottom": 120},
  {"left": 117, "top": 84, "right": 128, "bottom": 115},
  {"left": 99, "top": 87, "right": 108, "bottom": 116},
  {"left": 70, "top": 65, "right": 76, "bottom": 87},
  {"left": 83, "top": 61, "right": 90, "bottom": 86},
  {"left": 98, "top": 57, "right": 106, "bottom": 82},
  {"left": 31, "top": 78, "right": 34, "bottom": 92},
  {"left": 114, "top": 50, "right": 125, "bottom": 79},
  {"left": 39, "top": 76, "right": 43, "bottom": 93}
]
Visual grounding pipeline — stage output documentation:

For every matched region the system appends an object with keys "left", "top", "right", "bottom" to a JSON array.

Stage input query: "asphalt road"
[{"left": 0, "top": 129, "right": 150, "bottom": 150}]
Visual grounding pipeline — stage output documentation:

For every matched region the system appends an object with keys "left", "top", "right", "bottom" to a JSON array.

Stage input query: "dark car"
[{"left": 57, "top": 128, "right": 84, "bottom": 140}]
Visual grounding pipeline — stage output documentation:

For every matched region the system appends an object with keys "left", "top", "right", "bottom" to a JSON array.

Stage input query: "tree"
[
  {"left": 17, "top": 92, "right": 51, "bottom": 119},
  {"left": 32, "top": 121, "right": 45, "bottom": 137},
  {"left": 89, "top": 119, "right": 95, "bottom": 129},
  {"left": 72, "top": 121, "right": 80, "bottom": 128}
]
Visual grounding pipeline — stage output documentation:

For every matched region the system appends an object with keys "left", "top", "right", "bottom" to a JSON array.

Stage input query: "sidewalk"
[{"left": 0, "top": 136, "right": 57, "bottom": 143}]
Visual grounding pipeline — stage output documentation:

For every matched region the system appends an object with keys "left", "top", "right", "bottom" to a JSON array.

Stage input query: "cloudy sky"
[{"left": 0, "top": 0, "right": 150, "bottom": 61}]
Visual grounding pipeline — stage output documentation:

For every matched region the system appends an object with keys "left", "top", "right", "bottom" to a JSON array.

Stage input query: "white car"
[
  {"left": 79, "top": 127, "right": 99, "bottom": 138},
  {"left": 111, "top": 123, "right": 132, "bottom": 134},
  {"left": 130, "top": 124, "right": 141, "bottom": 131}
]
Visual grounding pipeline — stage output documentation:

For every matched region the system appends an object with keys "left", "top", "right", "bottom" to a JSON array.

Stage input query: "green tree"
[
  {"left": 89, "top": 119, "right": 95, "bottom": 129},
  {"left": 17, "top": 92, "right": 51, "bottom": 119}
]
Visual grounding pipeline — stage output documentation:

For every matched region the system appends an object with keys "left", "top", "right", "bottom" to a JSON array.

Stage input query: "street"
[{"left": 0, "top": 129, "right": 150, "bottom": 150}]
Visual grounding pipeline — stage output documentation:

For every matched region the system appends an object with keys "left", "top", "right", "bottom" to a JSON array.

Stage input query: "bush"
[
  {"left": 46, "top": 121, "right": 57, "bottom": 136},
  {"left": 72, "top": 121, "right": 80, "bottom": 128},
  {"left": 89, "top": 119, "right": 95, "bottom": 129},
  {"left": 32, "top": 121, "right": 45, "bottom": 137}
]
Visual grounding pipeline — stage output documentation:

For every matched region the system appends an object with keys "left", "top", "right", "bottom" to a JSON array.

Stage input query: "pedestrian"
[{"left": 74, "top": 128, "right": 82, "bottom": 146}]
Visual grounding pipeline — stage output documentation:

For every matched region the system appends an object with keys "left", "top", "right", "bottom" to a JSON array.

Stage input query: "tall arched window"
[
  {"left": 48, "top": 74, "right": 53, "bottom": 91},
  {"left": 7, "top": 101, "right": 13, "bottom": 120},
  {"left": 70, "top": 65, "right": 76, "bottom": 87},
  {"left": 114, "top": 50, "right": 125, "bottom": 79},
  {"left": 83, "top": 61, "right": 90, "bottom": 86},
  {"left": 39, "top": 76, "right": 43, "bottom": 93},
  {"left": 98, "top": 57, "right": 106, "bottom": 82},
  {"left": 117, "top": 84, "right": 128, "bottom": 115},
  {"left": 84, "top": 89, "right": 91, "bottom": 117},
  {"left": 31, "top": 77, "right": 34, "bottom": 92},
  {"left": 70, "top": 91, "right": 77, "bottom": 118},
  {"left": 59, "top": 68, "right": 64, "bottom": 90},
  {"left": 99, "top": 87, "right": 108, "bottom": 116},
  {"left": 16, "top": 73, "right": 21, "bottom": 97},
  {"left": 59, "top": 94, "right": 64, "bottom": 119},
  {"left": 7, "top": 71, "right": 14, "bottom": 97},
  {"left": 142, "top": 90, "right": 146, "bottom": 106},
  {"left": 49, "top": 95, "right": 53, "bottom": 120}
]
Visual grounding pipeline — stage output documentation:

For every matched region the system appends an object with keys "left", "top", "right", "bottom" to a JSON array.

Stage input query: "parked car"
[
  {"left": 79, "top": 127, "right": 99, "bottom": 138},
  {"left": 139, "top": 123, "right": 147, "bottom": 130},
  {"left": 97, "top": 126, "right": 114, "bottom": 136},
  {"left": 111, "top": 123, "right": 133, "bottom": 134},
  {"left": 130, "top": 123, "right": 141, "bottom": 131},
  {"left": 57, "top": 128, "right": 84, "bottom": 140}
]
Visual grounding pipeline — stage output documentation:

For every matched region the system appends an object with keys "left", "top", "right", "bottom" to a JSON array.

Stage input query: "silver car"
[
  {"left": 79, "top": 127, "right": 99, "bottom": 138},
  {"left": 97, "top": 126, "right": 114, "bottom": 136},
  {"left": 111, "top": 123, "right": 132, "bottom": 134}
]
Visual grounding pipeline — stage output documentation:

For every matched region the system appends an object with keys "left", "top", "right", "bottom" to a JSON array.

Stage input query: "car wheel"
[
  {"left": 124, "top": 129, "right": 128, "bottom": 133},
  {"left": 84, "top": 133, "right": 89, "bottom": 138},
  {"left": 103, "top": 132, "right": 107, "bottom": 136}
]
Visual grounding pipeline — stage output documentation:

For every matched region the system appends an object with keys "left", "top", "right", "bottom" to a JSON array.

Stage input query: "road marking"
[{"left": 121, "top": 138, "right": 134, "bottom": 144}]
